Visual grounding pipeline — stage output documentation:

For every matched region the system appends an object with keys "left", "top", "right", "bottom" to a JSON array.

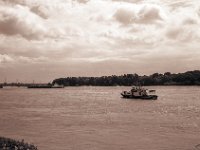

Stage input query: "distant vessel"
[
  {"left": 27, "top": 84, "right": 52, "bottom": 88},
  {"left": 27, "top": 83, "right": 64, "bottom": 89},
  {"left": 0, "top": 85, "right": 3, "bottom": 88},
  {"left": 121, "top": 86, "right": 158, "bottom": 100}
]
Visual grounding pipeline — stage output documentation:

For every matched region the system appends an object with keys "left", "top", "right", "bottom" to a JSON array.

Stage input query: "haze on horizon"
[{"left": 0, "top": 0, "right": 200, "bottom": 82}]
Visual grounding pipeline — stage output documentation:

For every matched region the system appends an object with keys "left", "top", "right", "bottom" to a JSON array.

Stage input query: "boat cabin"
[{"left": 130, "top": 86, "right": 147, "bottom": 97}]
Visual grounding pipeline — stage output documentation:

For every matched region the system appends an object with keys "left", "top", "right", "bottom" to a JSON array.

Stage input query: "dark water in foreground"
[{"left": 0, "top": 86, "right": 200, "bottom": 150}]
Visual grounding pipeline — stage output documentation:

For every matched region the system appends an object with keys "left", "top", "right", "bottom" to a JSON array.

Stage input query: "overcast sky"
[{"left": 0, "top": 0, "right": 200, "bottom": 82}]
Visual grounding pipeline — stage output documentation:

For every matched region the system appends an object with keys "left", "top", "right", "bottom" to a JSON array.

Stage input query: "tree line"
[{"left": 52, "top": 70, "right": 200, "bottom": 86}]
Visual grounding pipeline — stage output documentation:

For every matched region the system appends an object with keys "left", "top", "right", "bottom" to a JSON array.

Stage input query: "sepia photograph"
[{"left": 0, "top": 0, "right": 200, "bottom": 150}]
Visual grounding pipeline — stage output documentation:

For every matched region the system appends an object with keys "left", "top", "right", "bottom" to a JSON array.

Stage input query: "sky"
[{"left": 0, "top": 0, "right": 200, "bottom": 82}]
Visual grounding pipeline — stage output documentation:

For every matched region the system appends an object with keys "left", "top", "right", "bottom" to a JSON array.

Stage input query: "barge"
[{"left": 27, "top": 84, "right": 64, "bottom": 89}]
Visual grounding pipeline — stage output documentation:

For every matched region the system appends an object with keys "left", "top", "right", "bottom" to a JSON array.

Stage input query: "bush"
[{"left": 0, "top": 137, "right": 37, "bottom": 150}]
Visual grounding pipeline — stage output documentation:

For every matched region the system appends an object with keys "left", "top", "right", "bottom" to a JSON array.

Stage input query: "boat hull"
[
  {"left": 121, "top": 93, "right": 158, "bottom": 100},
  {"left": 27, "top": 85, "right": 64, "bottom": 88}
]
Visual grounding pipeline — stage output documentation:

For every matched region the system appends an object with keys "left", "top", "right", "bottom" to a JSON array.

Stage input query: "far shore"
[{"left": 1, "top": 70, "right": 200, "bottom": 87}]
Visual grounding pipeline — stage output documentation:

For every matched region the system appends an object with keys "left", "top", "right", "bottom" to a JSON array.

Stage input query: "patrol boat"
[{"left": 121, "top": 86, "right": 158, "bottom": 100}]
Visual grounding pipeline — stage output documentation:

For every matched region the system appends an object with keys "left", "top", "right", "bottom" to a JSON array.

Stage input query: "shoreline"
[{"left": 0, "top": 137, "right": 37, "bottom": 150}]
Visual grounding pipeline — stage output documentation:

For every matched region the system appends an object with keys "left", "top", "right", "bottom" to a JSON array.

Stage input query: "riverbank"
[{"left": 0, "top": 137, "right": 37, "bottom": 150}]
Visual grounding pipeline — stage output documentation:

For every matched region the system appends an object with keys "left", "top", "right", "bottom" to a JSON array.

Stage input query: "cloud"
[
  {"left": 112, "top": 0, "right": 140, "bottom": 3},
  {"left": 166, "top": 28, "right": 181, "bottom": 40},
  {"left": 76, "top": 0, "right": 89, "bottom": 4},
  {"left": 114, "top": 8, "right": 136, "bottom": 25},
  {"left": 137, "top": 5, "right": 164, "bottom": 24},
  {"left": 0, "top": 54, "right": 14, "bottom": 64},
  {"left": 30, "top": 5, "right": 49, "bottom": 19},
  {"left": 0, "top": 52, "right": 50, "bottom": 70},
  {"left": 114, "top": 4, "right": 165, "bottom": 25},
  {"left": 0, "top": 0, "right": 200, "bottom": 82},
  {"left": 0, "top": 5, "right": 47, "bottom": 40},
  {"left": 166, "top": 26, "right": 198, "bottom": 42},
  {"left": 182, "top": 18, "right": 198, "bottom": 25},
  {"left": 1, "top": 0, "right": 26, "bottom": 5}
]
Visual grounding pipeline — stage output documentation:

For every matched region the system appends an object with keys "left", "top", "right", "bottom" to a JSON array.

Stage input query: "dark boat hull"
[
  {"left": 121, "top": 93, "right": 158, "bottom": 100},
  {"left": 27, "top": 85, "right": 52, "bottom": 88},
  {"left": 27, "top": 85, "right": 64, "bottom": 88}
]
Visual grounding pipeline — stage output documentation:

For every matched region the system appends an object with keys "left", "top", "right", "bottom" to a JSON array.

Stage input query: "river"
[{"left": 0, "top": 86, "right": 200, "bottom": 150}]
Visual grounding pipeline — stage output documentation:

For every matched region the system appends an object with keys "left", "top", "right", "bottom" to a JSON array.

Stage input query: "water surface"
[{"left": 0, "top": 86, "right": 200, "bottom": 150}]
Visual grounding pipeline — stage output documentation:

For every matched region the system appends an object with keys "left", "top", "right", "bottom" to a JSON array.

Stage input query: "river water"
[{"left": 0, "top": 86, "right": 200, "bottom": 150}]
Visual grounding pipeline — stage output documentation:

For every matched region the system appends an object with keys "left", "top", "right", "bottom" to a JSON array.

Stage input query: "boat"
[
  {"left": 27, "top": 83, "right": 64, "bottom": 89},
  {"left": 27, "top": 84, "right": 52, "bottom": 88},
  {"left": 121, "top": 86, "right": 158, "bottom": 100},
  {"left": 0, "top": 85, "right": 3, "bottom": 88}
]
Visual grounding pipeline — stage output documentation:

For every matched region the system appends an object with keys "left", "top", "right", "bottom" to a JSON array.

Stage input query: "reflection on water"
[{"left": 0, "top": 86, "right": 200, "bottom": 150}]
